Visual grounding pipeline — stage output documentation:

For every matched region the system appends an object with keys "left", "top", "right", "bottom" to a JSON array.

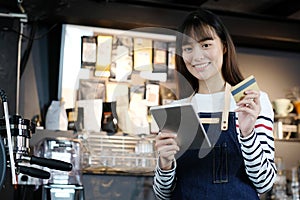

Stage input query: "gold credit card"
[{"left": 231, "top": 75, "right": 260, "bottom": 102}]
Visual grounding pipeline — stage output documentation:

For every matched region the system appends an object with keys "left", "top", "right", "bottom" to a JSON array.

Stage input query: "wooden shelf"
[
  {"left": 275, "top": 113, "right": 299, "bottom": 120},
  {"left": 275, "top": 138, "right": 300, "bottom": 142}
]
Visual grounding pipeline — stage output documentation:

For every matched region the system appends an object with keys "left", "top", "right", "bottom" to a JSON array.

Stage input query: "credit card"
[{"left": 231, "top": 75, "right": 260, "bottom": 102}]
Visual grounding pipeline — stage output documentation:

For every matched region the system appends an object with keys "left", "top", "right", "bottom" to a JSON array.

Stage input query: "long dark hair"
[{"left": 175, "top": 9, "right": 244, "bottom": 98}]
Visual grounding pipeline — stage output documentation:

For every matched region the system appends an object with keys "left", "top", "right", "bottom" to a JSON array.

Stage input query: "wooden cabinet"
[{"left": 82, "top": 173, "right": 155, "bottom": 200}]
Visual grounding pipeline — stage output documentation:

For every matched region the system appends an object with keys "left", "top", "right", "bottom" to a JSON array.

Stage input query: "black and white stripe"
[{"left": 153, "top": 91, "right": 277, "bottom": 197}]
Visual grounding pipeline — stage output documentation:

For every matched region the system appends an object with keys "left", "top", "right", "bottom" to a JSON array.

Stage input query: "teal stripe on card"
[{"left": 231, "top": 77, "right": 256, "bottom": 95}]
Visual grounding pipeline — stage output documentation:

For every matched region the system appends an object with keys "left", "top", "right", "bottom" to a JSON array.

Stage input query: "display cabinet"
[{"left": 274, "top": 114, "right": 300, "bottom": 141}]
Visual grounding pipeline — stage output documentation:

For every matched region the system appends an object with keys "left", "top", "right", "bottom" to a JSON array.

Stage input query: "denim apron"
[{"left": 171, "top": 84, "right": 259, "bottom": 200}]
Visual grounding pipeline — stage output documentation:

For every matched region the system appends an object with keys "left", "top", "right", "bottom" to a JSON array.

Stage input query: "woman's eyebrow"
[
  {"left": 198, "top": 37, "right": 214, "bottom": 42},
  {"left": 183, "top": 37, "right": 214, "bottom": 45}
]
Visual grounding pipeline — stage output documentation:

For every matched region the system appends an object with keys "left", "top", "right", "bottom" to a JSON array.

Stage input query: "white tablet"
[{"left": 150, "top": 103, "right": 211, "bottom": 159}]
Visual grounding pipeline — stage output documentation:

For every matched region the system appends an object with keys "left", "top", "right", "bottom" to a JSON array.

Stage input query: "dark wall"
[
  {"left": 27, "top": 22, "right": 62, "bottom": 124},
  {"left": 0, "top": 17, "right": 18, "bottom": 116},
  {"left": 45, "top": 2, "right": 300, "bottom": 52}
]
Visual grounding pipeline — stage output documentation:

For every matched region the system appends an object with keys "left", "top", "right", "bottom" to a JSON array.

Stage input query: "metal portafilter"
[
  {"left": 21, "top": 155, "right": 73, "bottom": 172},
  {"left": 18, "top": 165, "right": 50, "bottom": 179}
]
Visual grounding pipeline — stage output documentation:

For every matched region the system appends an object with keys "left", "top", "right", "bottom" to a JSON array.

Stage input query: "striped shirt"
[{"left": 153, "top": 91, "right": 277, "bottom": 199}]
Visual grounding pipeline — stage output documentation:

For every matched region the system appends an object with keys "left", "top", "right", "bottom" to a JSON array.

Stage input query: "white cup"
[{"left": 272, "top": 98, "right": 294, "bottom": 116}]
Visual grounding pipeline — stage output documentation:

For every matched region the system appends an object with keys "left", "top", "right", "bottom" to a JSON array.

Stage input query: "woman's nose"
[{"left": 192, "top": 45, "right": 205, "bottom": 61}]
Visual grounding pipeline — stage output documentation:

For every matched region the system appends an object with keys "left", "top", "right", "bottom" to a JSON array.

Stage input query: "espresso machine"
[{"left": 0, "top": 88, "right": 73, "bottom": 199}]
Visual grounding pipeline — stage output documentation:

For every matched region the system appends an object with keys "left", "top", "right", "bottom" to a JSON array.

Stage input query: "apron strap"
[{"left": 221, "top": 83, "right": 231, "bottom": 131}]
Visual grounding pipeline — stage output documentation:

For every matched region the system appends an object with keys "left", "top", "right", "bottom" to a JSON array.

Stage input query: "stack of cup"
[{"left": 272, "top": 98, "right": 294, "bottom": 116}]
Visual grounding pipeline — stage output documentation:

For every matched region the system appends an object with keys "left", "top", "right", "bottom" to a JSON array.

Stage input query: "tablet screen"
[{"left": 150, "top": 103, "right": 211, "bottom": 159}]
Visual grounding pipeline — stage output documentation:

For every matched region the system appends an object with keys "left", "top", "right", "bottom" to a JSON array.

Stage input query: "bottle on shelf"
[
  {"left": 290, "top": 166, "right": 299, "bottom": 200},
  {"left": 272, "top": 157, "right": 288, "bottom": 200}
]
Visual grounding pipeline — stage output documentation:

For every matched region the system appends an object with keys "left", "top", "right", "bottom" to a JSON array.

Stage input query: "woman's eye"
[
  {"left": 202, "top": 43, "right": 211, "bottom": 48},
  {"left": 182, "top": 46, "right": 193, "bottom": 53}
]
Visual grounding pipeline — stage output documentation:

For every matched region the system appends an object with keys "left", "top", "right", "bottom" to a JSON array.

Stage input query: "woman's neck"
[{"left": 198, "top": 78, "right": 226, "bottom": 94}]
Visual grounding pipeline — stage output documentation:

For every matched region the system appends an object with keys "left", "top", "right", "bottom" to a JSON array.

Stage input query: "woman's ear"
[{"left": 223, "top": 44, "right": 227, "bottom": 54}]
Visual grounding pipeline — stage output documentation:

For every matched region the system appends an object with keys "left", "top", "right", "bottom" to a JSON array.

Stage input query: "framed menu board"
[
  {"left": 95, "top": 35, "right": 113, "bottom": 77},
  {"left": 133, "top": 38, "right": 152, "bottom": 71},
  {"left": 153, "top": 41, "right": 168, "bottom": 73},
  {"left": 81, "top": 36, "right": 97, "bottom": 69}
]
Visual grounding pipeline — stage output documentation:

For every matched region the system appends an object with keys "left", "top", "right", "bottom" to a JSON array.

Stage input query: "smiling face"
[
  {"left": 175, "top": 10, "right": 243, "bottom": 96},
  {"left": 181, "top": 26, "right": 225, "bottom": 83}
]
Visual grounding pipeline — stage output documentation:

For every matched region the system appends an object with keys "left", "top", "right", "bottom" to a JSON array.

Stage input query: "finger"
[
  {"left": 237, "top": 95, "right": 259, "bottom": 107},
  {"left": 160, "top": 151, "right": 177, "bottom": 161},
  {"left": 156, "top": 132, "right": 177, "bottom": 140},
  {"left": 155, "top": 140, "right": 179, "bottom": 151},
  {"left": 237, "top": 106, "right": 255, "bottom": 113},
  {"left": 236, "top": 104, "right": 261, "bottom": 117},
  {"left": 159, "top": 148, "right": 178, "bottom": 156},
  {"left": 244, "top": 89, "right": 260, "bottom": 95},
  {"left": 237, "top": 99, "right": 254, "bottom": 108},
  {"left": 155, "top": 134, "right": 177, "bottom": 144},
  {"left": 244, "top": 90, "right": 260, "bottom": 101},
  {"left": 155, "top": 133, "right": 177, "bottom": 145},
  {"left": 159, "top": 148, "right": 178, "bottom": 160},
  {"left": 156, "top": 142, "right": 177, "bottom": 152},
  {"left": 156, "top": 135, "right": 178, "bottom": 144},
  {"left": 160, "top": 143, "right": 180, "bottom": 152},
  {"left": 156, "top": 142, "right": 179, "bottom": 154},
  {"left": 246, "top": 99, "right": 256, "bottom": 107}
]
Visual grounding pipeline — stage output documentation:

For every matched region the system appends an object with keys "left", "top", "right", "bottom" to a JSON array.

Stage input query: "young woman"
[{"left": 153, "top": 9, "right": 276, "bottom": 199}]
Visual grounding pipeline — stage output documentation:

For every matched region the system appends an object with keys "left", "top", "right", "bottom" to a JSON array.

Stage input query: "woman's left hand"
[{"left": 235, "top": 90, "right": 261, "bottom": 137}]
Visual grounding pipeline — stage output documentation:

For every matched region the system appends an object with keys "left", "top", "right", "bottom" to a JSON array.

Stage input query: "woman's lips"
[{"left": 193, "top": 62, "right": 210, "bottom": 71}]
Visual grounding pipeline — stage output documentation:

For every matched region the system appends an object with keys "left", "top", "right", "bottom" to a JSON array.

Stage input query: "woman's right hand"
[{"left": 155, "top": 132, "right": 180, "bottom": 170}]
